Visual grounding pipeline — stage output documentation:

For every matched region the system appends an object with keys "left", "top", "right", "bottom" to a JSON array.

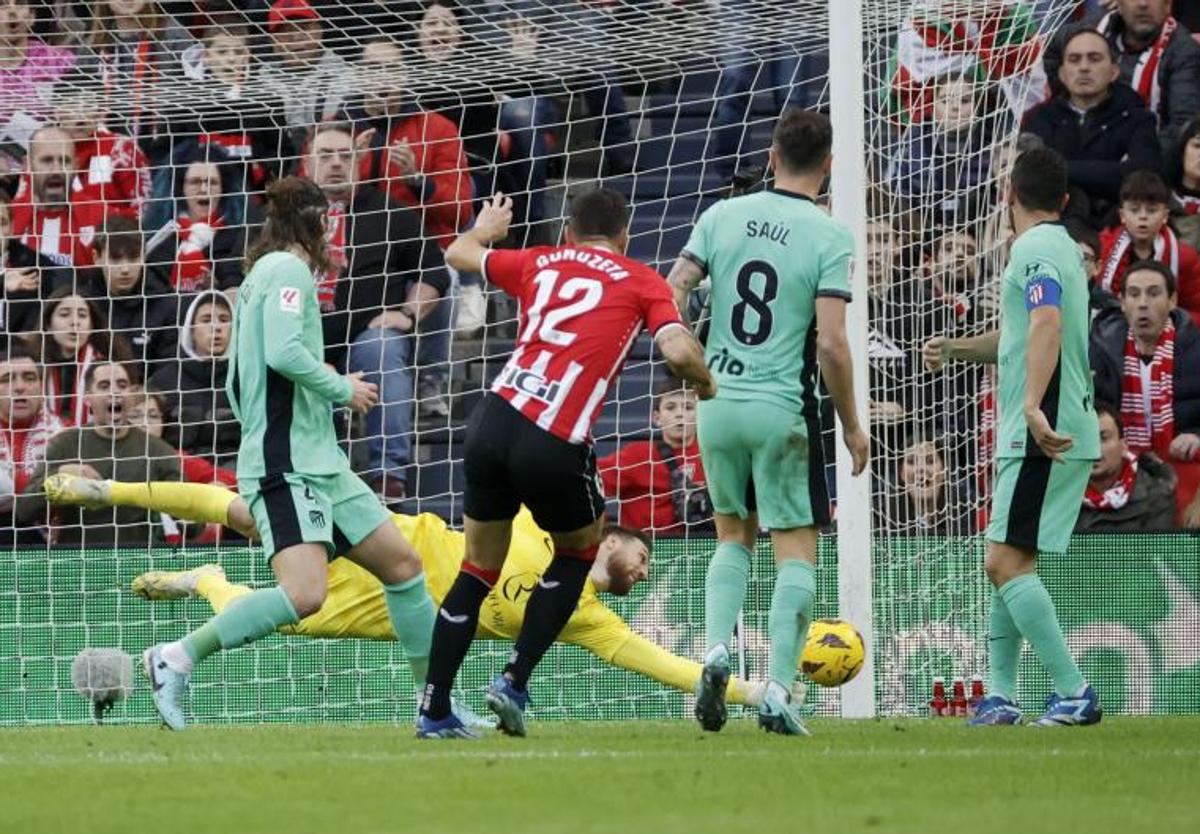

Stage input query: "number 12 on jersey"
[{"left": 520, "top": 269, "right": 604, "bottom": 346}]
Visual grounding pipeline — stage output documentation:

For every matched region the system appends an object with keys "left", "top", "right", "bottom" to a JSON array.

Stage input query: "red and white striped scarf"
[
  {"left": 44, "top": 344, "right": 99, "bottom": 426},
  {"left": 1099, "top": 12, "right": 1178, "bottom": 119},
  {"left": 1083, "top": 450, "right": 1139, "bottom": 510},
  {"left": 0, "top": 409, "right": 66, "bottom": 494},
  {"left": 1099, "top": 226, "right": 1179, "bottom": 295},
  {"left": 314, "top": 203, "right": 348, "bottom": 312},
  {"left": 1121, "top": 321, "right": 1175, "bottom": 456},
  {"left": 1175, "top": 188, "right": 1200, "bottom": 216},
  {"left": 170, "top": 214, "right": 225, "bottom": 293}
]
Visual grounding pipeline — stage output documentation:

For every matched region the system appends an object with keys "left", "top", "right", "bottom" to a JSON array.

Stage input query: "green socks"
[
  {"left": 181, "top": 586, "right": 300, "bottom": 664},
  {"left": 986, "top": 589, "right": 1021, "bottom": 701},
  {"left": 704, "top": 542, "right": 752, "bottom": 651},
  {"left": 383, "top": 573, "right": 436, "bottom": 692},
  {"left": 768, "top": 560, "right": 817, "bottom": 689},
  {"left": 998, "top": 573, "right": 1086, "bottom": 698}
]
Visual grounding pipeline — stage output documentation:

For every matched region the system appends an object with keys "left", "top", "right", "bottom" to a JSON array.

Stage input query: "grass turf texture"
[{"left": 2, "top": 718, "right": 1197, "bottom": 834}]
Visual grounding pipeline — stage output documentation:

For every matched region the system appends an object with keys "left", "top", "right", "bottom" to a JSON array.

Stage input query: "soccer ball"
[{"left": 800, "top": 619, "right": 865, "bottom": 687}]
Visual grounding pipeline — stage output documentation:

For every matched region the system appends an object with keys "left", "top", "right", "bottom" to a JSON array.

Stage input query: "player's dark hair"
[
  {"left": 1120, "top": 169, "right": 1172, "bottom": 207},
  {"left": 1095, "top": 401, "right": 1123, "bottom": 437},
  {"left": 83, "top": 359, "right": 130, "bottom": 392},
  {"left": 1122, "top": 259, "right": 1177, "bottom": 296},
  {"left": 1064, "top": 218, "right": 1101, "bottom": 259},
  {"left": 567, "top": 187, "right": 630, "bottom": 241},
  {"left": 1010, "top": 147, "right": 1068, "bottom": 213},
  {"left": 603, "top": 524, "right": 652, "bottom": 554},
  {"left": 772, "top": 108, "right": 832, "bottom": 175},
  {"left": 1061, "top": 25, "right": 1118, "bottom": 64},
  {"left": 93, "top": 214, "right": 143, "bottom": 261},
  {"left": 245, "top": 175, "right": 332, "bottom": 274}
]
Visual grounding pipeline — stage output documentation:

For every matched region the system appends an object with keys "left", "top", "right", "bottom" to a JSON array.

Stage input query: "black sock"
[
  {"left": 504, "top": 555, "right": 593, "bottom": 690},
  {"left": 420, "top": 569, "right": 493, "bottom": 721}
]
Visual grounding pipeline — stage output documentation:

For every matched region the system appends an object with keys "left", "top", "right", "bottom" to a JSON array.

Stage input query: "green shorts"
[
  {"left": 240, "top": 471, "right": 391, "bottom": 562},
  {"left": 697, "top": 397, "right": 829, "bottom": 530},
  {"left": 985, "top": 457, "right": 1091, "bottom": 555}
]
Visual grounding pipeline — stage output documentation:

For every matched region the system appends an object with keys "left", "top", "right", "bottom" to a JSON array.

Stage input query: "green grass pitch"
[{"left": 2, "top": 718, "right": 1198, "bottom": 834}]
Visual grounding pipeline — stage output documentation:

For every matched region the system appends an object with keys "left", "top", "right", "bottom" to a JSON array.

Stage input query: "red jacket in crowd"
[
  {"left": 72, "top": 128, "right": 150, "bottom": 220},
  {"left": 9, "top": 173, "right": 106, "bottom": 267},
  {"left": 599, "top": 439, "right": 706, "bottom": 535},
  {"left": 357, "top": 109, "right": 473, "bottom": 249},
  {"left": 1098, "top": 225, "right": 1200, "bottom": 326}
]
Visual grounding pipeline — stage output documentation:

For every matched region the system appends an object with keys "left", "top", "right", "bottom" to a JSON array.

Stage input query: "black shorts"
[{"left": 463, "top": 394, "right": 605, "bottom": 532}]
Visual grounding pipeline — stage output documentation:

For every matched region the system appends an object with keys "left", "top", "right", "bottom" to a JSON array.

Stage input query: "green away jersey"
[
  {"left": 995, "top": 222, "right": 1099, "bottom": 460},
  {"left": 681, "top": 188, "right": 854, "bottom": 413},
  {"left": 227, "top": 251, "right": 354, "bottom": 478}
]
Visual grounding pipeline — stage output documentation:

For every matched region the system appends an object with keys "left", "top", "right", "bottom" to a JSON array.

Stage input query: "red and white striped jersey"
[{"left": 482, "top": 244, "right": 683, "bottom": 444}]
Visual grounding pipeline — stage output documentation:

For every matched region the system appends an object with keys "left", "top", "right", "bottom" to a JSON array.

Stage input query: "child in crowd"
[{"left": 1098, "top": 170, "right": 1200, "bottom": 324}]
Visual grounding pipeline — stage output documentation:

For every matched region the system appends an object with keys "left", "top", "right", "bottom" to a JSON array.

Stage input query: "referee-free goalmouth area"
[{"left": 3, "top": 719, "right": 1197, "bottom": 834}]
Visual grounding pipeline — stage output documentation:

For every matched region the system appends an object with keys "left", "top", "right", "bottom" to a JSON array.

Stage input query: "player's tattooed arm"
[
  {"left": 655, "top": 324, "right": 716, "bottom": 400},
  {"left": 667, "top": 255, "right": 706, "bottom": 321}
]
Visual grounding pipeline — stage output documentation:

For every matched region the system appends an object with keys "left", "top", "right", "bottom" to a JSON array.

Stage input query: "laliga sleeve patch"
[
  {"left": 279, "top": 287, "right": 301, "bottom": 313},
  {"left": 1024, "top": 275, "right": 1062, "bottom": 311}
]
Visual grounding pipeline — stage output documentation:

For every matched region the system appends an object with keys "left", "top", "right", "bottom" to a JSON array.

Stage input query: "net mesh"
[{"left": 6, "top": 0, "right": 1182, "bottom": 726}]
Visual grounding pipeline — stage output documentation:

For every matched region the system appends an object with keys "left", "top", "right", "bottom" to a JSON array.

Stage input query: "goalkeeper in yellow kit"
[{"left": 45, "top": 474, "right": 761, "bottom": 706}]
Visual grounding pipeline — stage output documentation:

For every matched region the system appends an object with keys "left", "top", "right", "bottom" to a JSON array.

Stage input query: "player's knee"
[
  {"left": 283, "top": 582, "right": 328, "bottom": 619},
  {"left": 376, "top": 544, "right": 423, "bottom": 585}
]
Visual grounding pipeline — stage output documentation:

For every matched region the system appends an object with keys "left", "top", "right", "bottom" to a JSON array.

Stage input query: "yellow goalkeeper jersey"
[{"left": 291, "top": 508, "right": 742, "bottom": 701}]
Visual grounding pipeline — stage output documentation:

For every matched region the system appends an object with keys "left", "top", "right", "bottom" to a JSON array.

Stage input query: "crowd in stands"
[
  {"left": 870, "top": 0, "right": 1200, "bottom": 535},
  {"left": 1, "top": 0, "right": 1199, "bottom": 547}
]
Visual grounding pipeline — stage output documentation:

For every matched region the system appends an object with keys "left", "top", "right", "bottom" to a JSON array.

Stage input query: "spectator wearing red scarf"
[
  {"left": 1046, "top": 2, "right": 1200, "bottom": 146},
  {"left": 1076, "top": 402, "right": 1177, "bottom": 531},
  {"left": 302, "top": 121, "right": 449, "bottom": 501},
  {"left": 145, "top": 141, "right": 259, "bottom": 294},
  {"left": 1090, "top": 261, "right": 1200, "bottom": 468},
  {"left": 1097, "top": 169, "right": 1200, "bottom": 325},
  {"left": 9, "top": 126, "right": 104, "bottom": 268},
  {"left": 36, "top": 286, "right": 133, "bottom": 427},
  {"left": 0, "top": 342, "right": 66, "bottom": 527}
]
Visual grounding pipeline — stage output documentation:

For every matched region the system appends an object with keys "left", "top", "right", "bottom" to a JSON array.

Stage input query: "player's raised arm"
[
  {"left": 444, "top": 192, "right": 513, "bottom": 275},
  {"left": 815, "top": 297, "right": 869, "bottom": 476},
  {"left": 654, "top": 324, "right": 716, "bottom": 400}
]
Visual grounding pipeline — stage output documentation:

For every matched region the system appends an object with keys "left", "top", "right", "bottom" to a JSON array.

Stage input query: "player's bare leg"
[
  {"left": 696, "top": 510, "right": 758, "bottom": 732},
  {"left": 489, "top": 516, "right": 606, "bottom": 736},
  {"left": 758, "top": 526, "right": 818, "bottom": 737},
  {"left": 418, "top": 516, "right": 514, "bottom": 738},
  {"left": 346, "top": 520, "right": 437, "bottom": 703}
]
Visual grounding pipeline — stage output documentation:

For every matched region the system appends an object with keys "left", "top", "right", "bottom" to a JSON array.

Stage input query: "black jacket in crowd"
[
  {"left": 81, "top": 268, "right": 181, "bottom": 378},
  {"left": 148, "top": 290, "right": 239, "bottom": 468},
  {"left": 1022, "top": 83, "right": 1162, "bottom": 227},
  {"left": 1044, "top": 15, "right": 1200, "bottom": 147},
  {"left": 0, "top": 240, "right": 72, "bottom": 334},
  {"left": 1090, "top": 307, "right": 1200, "bottom": 436},
  {"left": 320, "top": 187, "right": 450, "bottom": 366}
]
